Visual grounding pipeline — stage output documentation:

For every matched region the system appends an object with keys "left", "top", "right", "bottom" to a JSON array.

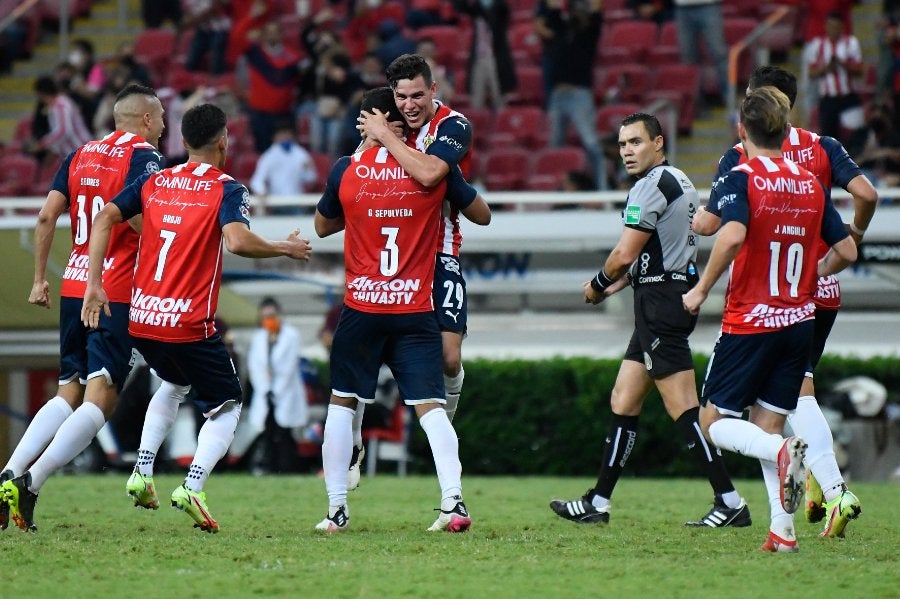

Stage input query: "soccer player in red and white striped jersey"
[
  {"left": 82, "top": 103, "right": 311, "bottom": 532},
  {"left": 694, "top": 66, "right": 875, "bottom": 538},
  {"left": 683, "top": 87, "right": 858, "bottom": 553},
  {"left": 1, "top": 85, "right": 164, "bottom": 532}
]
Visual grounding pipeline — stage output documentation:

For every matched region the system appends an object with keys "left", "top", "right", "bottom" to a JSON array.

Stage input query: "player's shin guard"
[
  {"left": 27, "top": 402, "right": 106, "bottom": 491},
  {"left": 443, "top": 367, "right": 464, "bottom": 422},
  {"left": 3, "top": 396, "right": 73, "bottom": 477},
  {"left": 322, "top": 404, "right": 354, "bottom": 508},
  {"left": 187, "top": 400, "right": 241, "bottom": 491},
  {"left": 788, "top": 395, "right": 844, "bottom": 499},
  {"left": 419, "top": 408, "right": 462, "bottom": 500}
]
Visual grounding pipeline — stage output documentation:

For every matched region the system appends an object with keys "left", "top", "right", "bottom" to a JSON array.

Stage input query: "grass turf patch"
[{"left": 1, "top": 474, "right": 896, "bottom": 598}]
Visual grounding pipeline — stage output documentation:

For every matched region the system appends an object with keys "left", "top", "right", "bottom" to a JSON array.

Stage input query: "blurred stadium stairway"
[
  {"left": 0, "top": 0, "right": 142, "bottom": 143},
  {"left": 675, "top": 0, "right": 883, "bottom": 187}
]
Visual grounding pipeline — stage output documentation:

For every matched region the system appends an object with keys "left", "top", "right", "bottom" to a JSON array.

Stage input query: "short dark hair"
[
  {"left": 385, "top": 54, "right": 432, "bottom": 88},
  {"left": 740, "top": 86, "right": 790, "bottom": 150},
  {"left": 114, "top": 83, "right": 157, "bottom": 104},
  {"left": 34, "top": 75, "right": 57, "bottom": 96},
  {"left": 748, "top": 65, "right": 797, "bottom": 109},
  {"left": 621, "top": 112, "right": 664, "bottom": 140},
  {"left": 181, "top": 103, "right": 227, "bottom": 150},
  {"left": 361, "top": 87, "right": 406, "bottom": 124},
  {"left": 259, "top": 296, "right": 281, "bottom": 312}
]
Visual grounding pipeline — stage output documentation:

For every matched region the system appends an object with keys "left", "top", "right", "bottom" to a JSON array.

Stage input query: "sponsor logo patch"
[{"left": 624, "top": 205, "right": 641, "bottom": 225}]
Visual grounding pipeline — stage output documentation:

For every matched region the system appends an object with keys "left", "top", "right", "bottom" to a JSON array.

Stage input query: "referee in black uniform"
[{"left": 550, "top": 113, "right": 749, "bottom": 527}]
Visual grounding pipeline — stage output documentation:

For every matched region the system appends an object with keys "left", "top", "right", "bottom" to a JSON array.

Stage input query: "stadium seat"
[
  {"left": 0, "top": 155, "right": 39, "bottom": 196},
  {"left": 596, "top": 63, "right": 652, "bottom": 105},
  {"left": 598, "top": 20, "right": 659, "bottom": 64},
  {"left": 724, "top": 17, "right": 757, "bottom": 46},
  {"left": 10, "top": 116, "right": 34, "bottom": 152},
  {"left": 225, "top": 115, "right": 255, "bottom": 155},
  {"left": 32, "top": 154, "right": 61, "bottom": 194},
  {"left": 415, "top": 26, "right": 470, "bottom": 71},
  {"left": 509, "top": 21, "right": 543, "bottom": 64},
  {"left": 647, "top": 21, "right": 680, "bottom": 65},
  {"left": 527, "top": 146, "right": 587, "bottom": 191},
  {"left": 463, "top": 107, "right": 495, "bottom": 149},
  {"left": 508, "top": 65, "right": 544, "bottom": 106},
  {"left": 231, "top": 152, "right": 260, "bottom": 183},
  {"left": 723, "top": 0, "right": 760, "bottom": 19},
  {"left": 482, "top": 147, "right": 530, "bottom": 190},
  {"left": 134, "top": 28, "right": 177, "bottom": 84},
  {"left": 649, "top": 65, "right": 699, "bottom": 132},
  {"left": 310, "top": 152, "right": 335, "bottom": 192},
  {"left": 363, "top": 403, "right": 411, "bottom": 477},
  {"left": 601, "top": 0, "right": 634, "bottom": 23},
  {"left": 508, "top": 0, "right": 537, "bottom": 23},
  {"left": 492, "top": 106, "right": 548, "bottom": 150},
  {"left": 595, "top": 103, "right": 641, "bottom": 138}
]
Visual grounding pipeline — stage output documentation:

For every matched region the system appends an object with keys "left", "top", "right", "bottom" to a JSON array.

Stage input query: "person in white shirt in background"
[
  {"left": 242, "top": 297, "right": 309, "bottom": 474},
  {"left": 250, "top": 124, "right": 318, "bottom": 215}
]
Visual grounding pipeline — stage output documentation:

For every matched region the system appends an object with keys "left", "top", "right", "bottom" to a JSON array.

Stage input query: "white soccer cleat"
[
  {"left": 315, "top": 505, "right": 349, "bottom": 532},
  {"left": 427, "top": 496, "right": 471, "bottom": 532},
  {"left": 777, "top": 436, "right": 807, "bottom": 514}
]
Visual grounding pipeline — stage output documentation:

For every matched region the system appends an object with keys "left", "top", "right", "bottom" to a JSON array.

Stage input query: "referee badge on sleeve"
[{"left": 624, "top": 205, "right": 641, "bottom": 225}]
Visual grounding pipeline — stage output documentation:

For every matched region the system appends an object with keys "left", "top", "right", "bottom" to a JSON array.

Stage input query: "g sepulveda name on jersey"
[
  {"left": 54, "top": 131, "right": 162, "bottom": 302},
  {"left": 317, "top": 146, "right": 477, "bottom": 314},
  {"left": 406, "top": 101, "right": 472, "bottom": 256},
  {"left": 711, "top": 126, "right": 863, "bottom": 310},
  {"left": 112, "top": 161, "right": 251, "bottom": 342},
  {"left": 712, "top": 156, "right": 848, "bottom": 334}
]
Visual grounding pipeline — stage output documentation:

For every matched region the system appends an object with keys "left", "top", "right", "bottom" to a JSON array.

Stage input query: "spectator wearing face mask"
[
  {"left": 244, "top": 297, "right": 309, "bottom": 474},
  {"left": 250, "top": 124, "right": 319, "bottom": 213}
]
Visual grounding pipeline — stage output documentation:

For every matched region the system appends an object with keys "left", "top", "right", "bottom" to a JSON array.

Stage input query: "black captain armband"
[{"left": 590, "top": 269, "right": 617, "bottom": 293}]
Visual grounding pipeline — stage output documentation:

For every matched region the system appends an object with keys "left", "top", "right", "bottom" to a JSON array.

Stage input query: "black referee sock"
[
  {"left": 676, "top": 406, "right": 735, "bottom": 496},
  {"left": 592, "top": 413, "right": 639, "bottom": 500}
]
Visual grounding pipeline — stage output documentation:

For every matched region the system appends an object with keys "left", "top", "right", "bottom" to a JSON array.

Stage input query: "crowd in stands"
[{"left": 3, "top": 0, "right": 900, "bottom": 199}]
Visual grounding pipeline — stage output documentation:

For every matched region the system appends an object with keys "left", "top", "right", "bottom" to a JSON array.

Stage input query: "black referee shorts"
[{"left": 623, "top": 282, "right": 697, "bottom": 379}]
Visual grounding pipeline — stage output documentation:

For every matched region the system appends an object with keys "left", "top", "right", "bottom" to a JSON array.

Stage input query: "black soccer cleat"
[
  {"left": 685, "top": 495, "right": 751, "bottom": 528},
  {"left": 550, "top": 491, "right": 610, "bottom": 524}
]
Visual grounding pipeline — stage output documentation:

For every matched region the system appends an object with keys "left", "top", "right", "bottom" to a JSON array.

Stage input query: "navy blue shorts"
[
  {"left": 702, "top": 320, "right": 814, "bottom": 416},
  {"left": 133, "top": 334, "right": 242, "bottom": 415},
  {"left": 59, "top": 297, "right": 133, "bottom": 390},
  {"left": 329, "top": 306, "right": 444, "bottom": 404},
  {"left": 433, "top": 253, "right": 467, "bottom": 333},
  {"left": 623, "top": 282, "right": 697, "bottom": 378},
  {"left": 806, "top": 308, "right": 838, "bottom": 376}
]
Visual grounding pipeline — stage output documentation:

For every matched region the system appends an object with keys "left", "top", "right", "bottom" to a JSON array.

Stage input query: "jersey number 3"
[{"left": 380, "top": 227, "right": 399, "bottom": 276}]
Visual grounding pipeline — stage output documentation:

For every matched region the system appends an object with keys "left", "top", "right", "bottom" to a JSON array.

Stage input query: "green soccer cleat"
[
  {"left": 126, "top": 471, "right": 159, "bottom": 510},
  {"left": 805, "top": 470, "right": 825, "bottom": 523},
  {"left": 171, "top": 485, "right": 218, "bottom": 533},
  {"left": 820, "top": 489, "right": 862, "bottom": 539},
  {"left": 0, "top": 469, "right": 11, "bottom": 530},
  {"left": 2, "top": 472, "right": 38, "bottom": 532}
]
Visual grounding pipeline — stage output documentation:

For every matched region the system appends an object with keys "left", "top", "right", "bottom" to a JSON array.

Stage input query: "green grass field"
[{"left": 1, "top": 474, "right": 896, "bottom": 598}]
